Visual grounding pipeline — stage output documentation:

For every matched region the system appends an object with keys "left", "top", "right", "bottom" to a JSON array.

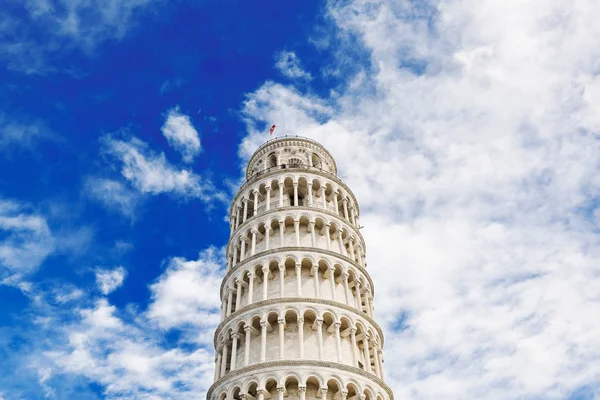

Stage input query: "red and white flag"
[{"left": 269, "top": 124, "right": 276, "bottom": 135}]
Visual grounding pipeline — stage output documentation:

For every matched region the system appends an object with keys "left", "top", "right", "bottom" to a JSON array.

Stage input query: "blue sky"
[{"left": 2, "top": 0, "right": 600, "bottom": 399}]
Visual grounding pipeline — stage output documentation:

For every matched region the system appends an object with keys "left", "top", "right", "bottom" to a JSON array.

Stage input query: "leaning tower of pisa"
[{"left": 208, "top": 136, "right": 393, "bottom": 400}]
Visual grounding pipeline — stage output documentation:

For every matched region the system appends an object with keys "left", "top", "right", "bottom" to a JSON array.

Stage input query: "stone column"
[
  {"left": 365, "top": 290, "right": 374, "bottom": 318},
  {"left": 298, "top": 387, "right": 307, "bottom": 400},
  {"left": 260, "top": 321, "right": 268, "bottom": 362},
  {"left": 307, "top": 182, "right": 313, "bottom": 206},
  {"left": 278, "top": 181, "right": 284, "bottom": 207},
  {"left": 262, "top": 266, "right": 269, "bottom": 301},
  {"left": 329, "top": 267, "right": 336, "bottom": 301},
  {"left": 279, "top": 264, "right": 285, "bottom": 298},
  {"left": 337, "top": 234, "right": 345, "bottom": 256},
  {"left": 220, "top": 297, "right": 227, "bottom": 322},
  {"left": 350, "top": 328, "right": 358, "bottom": 367},
  {"left": 235, "top": 206, "right": 241, "bottom": 229},
  {"left": 230, "top": 332, "right": 240, "bottom": 370},
  {"left": 297, "top": 318, "right": 305, "bottom": 358},
  {"left": 226, "top": 288, "right": 233, "bottom": 317},
  {"left": 232, "top": 244, "right": 238, "bottom": 266},
  {"left": 325, "top": 224, "right": 331, "bottom": 251},
  {"left": 309, "top": 221, "right": 316, "bottom": 247},
  {"left": 343, "top": 198, "right": 349, "bottom": 220},
  {"left": 265, "top": 226, "right": 271, "bottom": 251},
  {"left": 214, "top": 348, "right": 222, "bottom": 380},
  {"left": 342, "top": 273, "right": 351, "bottom": 305},
  {"left": 312, "top": 265, "right": 320, "bottom": 297},
  {"left": 372, "top": 341, "right": 382, "bottom": 378},
  {"left": 350, "top": 207, "right": 356, "bottom": 226},
  {"left": 321, "top": 186, "right": 327, "bottom": 210},
  {"left": 320, "top": 388, "right": 328, "bottom": 400},
  {"left": 277, "top": 387, "right": 285, "bottom": 400},
  {"left": 251, "top": 229, "right": 257, "bottom": 256},
  {"left": 379, "top": 350, "right": 386, "bottom": 379},
  {"left": 235, "top": 279, "right": 243, "bottom": 312},
  {"left": 293, "top": 182, "right": 299, "bottom": 206},
  {"left": 334, "top": 322, "right": 342, "bottom": 362},
  {"left": 265, "top": 187, "right": 272, "bottom": 211},
  {"left": 257, "top": 390, "right": 266, "bottom": 400},
  {"left": 244, "top": 326, "right": 252, "bottom": 366},
  {"left": 358, "top": 246, "right": 365, "bottom": 267},
  {"left": 295, "top": 263, "right": 302, "bottom": 296},
  {"left": 354, "top": 281, "right": 362, "bottom": 311},
  {"left": 294, "top": 219, "right": 300, "bottom": 246},
  {"left": 220, "top": 341, "right": 229, "bottom": 376},
  {"left": 341, "top": 391, "right": 348, "bottom": 400},
  {"left": 240, "top": 236, "right": 246, "bottom": 261},
  {"left": 363, "top": 335, "right": 372, "bottom": 373},
  {"left": 253, "top": 192, "right": 259, "bottom": 215},
  {"left": 243, "top": 199, "right": 248, "bottom": 223},
  {"left": 316, "top": 319, "right": 324, "bottom": 360},
  {"left": 348, "top": 238, "right": 355, "bottom": 262},
  {"left": 278, "top": 318, "right": 285, "bottom": 360},
  {"left": 247, "top": 272, "right": 254, "bottom": 305},
  {"left": 279, "top": 221, "right": 285, "bottom": 247},
  {"left": 333, "top": 192, "right": 339, "bottom": 215}
]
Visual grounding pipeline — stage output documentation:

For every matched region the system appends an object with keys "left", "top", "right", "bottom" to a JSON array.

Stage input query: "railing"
[
  {"left": 247, "top": 163, "right": 335, "bottom": 180},
  {"left": 251, "top": 135, "right": 328, "bottom": 156}
]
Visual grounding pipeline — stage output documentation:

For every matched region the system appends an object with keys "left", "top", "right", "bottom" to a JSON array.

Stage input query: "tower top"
[{"left": 245, "top": 135, "right": 338, "bottom": 180}]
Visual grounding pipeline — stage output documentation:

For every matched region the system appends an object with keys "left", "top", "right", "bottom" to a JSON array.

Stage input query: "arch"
[
  {"left": 242, "top": 379, "right": 260, "bottom": 396},
  {"left": 303, "top": 374, "right": 324, "bottom": 390},
  {"left": 345, "top": 381, "right": 360, "bottom": 400},
  {"left": 263, "top": 376, "right": 279, "bottom": 392},
  {"left": 281, "top": 371, "right": 302, "bottom": 388},
  {"left": 230, "top": 386, "right": 242, "bottom": 400},
  {"left": 267, "top": 152, "right": 278, "bottom": 168},
  {"left": 363, "top": 386, "right": 376, "bottom": 400},
  {"left": 326, "top": 377, "right": 343, "bottom": 399}
]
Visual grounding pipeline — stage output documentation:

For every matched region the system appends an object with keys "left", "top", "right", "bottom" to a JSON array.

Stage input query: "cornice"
[{"left": 207, "top": 360, "right": 394, "bottom": 400}]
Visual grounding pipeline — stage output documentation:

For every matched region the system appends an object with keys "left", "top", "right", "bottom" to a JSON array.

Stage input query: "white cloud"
[
  {"left": 0, "top": 0, "right": 157, "bottom": 74},
  {"left": 161, "top": 107, "right": 202, "bottom": 163},
  {"left": 147, "top": 246, "right": 223, "bottom": 335},
  {"left": 0, "top": 199, "right": 56, "bottom": 277},
  {"left": 85, "top": 177, "right": 141, "bottom": 219},
  {"left": 275, "top": 50, "right": 313, "bottom": 80},
  {"left": 43, "top": 248, "right": 223, "bottom": 399},
  {"left": 240, "top": 0, "right": 600, "bottom": 398},
  {"left": 95, "top": 266, "right": 127, "bottom": 295},
  {"left": 0, "top": 116, "right": 56, "bottom": 151},
  {"left": 102, "top": 135, "right": 221, "bottom": 202},
  {"left": 54, "top": 286, "right": 84, "bottom": 304}
]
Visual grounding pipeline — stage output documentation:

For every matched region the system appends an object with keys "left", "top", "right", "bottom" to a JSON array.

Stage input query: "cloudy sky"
[{"left": 1, "top": 0, "right": 600, "bottom": 399}]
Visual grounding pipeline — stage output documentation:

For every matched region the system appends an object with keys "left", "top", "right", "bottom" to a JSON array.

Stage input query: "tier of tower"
[
  {"left": 229, "top": 173, "right": 360, "bottom": 234},
  {"left": 214, "top": 300, "right": 385, "bottom": 381}
]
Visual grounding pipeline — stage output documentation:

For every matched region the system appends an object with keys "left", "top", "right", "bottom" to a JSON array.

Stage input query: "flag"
[{"left": 269, "top": 124, "right": 276, "bottom": 135}]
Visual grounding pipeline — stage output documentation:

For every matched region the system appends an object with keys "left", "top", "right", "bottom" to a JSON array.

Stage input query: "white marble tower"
[{"left": 208, "top": 136, "right": 393, "bottom": 400}]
